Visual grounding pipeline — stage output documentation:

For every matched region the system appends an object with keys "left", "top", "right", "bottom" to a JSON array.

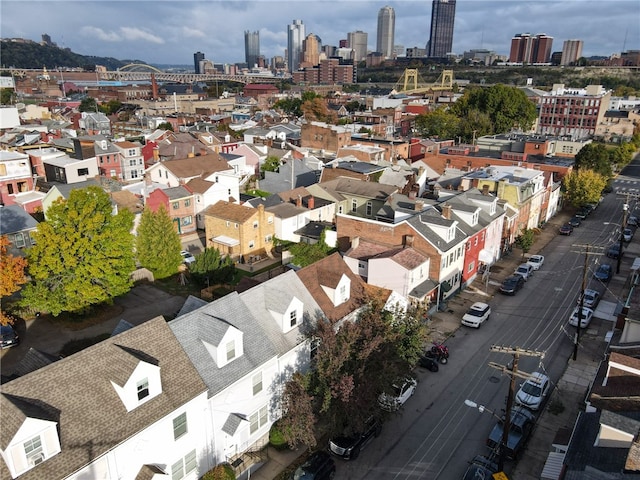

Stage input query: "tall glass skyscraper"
[
  {"left": 287, "top": 19, "right": 305, "bottom": 73},
  {"left": 244, "top": 30, "right": 260, "bottom": 68},
  {"left": 427, "top": 0, "right": 456, "bottom": 58},
  {"left": 376, "top": 6, "right": 395, "bottom": 58},
  {"left": 193, "top": 51, "right": 205, "bottom": 74}
]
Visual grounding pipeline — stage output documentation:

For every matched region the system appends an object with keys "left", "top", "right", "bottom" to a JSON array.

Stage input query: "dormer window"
[
  {"left": 340, "top": 285, "right": 347, "bottom": 302},
  {"left": 24, "top": 436, "right": 44, "bottom": 467},
  {"left": 226, "top": 340, "right": 236, "bottom": 361},
  {"left": 290, "top": 310, "right": 298, "bottom": 327},
  {"left": 137, "top": 378, "right": 150, "bottom": 400}
]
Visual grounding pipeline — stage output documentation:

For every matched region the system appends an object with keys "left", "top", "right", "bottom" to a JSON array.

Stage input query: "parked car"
[
  {"left": 462, "top": 455, "right": 499, "bottom": 480},
  {"left": 461, "top": 302, "right": 491, "bottom": 328},
  {"left": 623, "top": 228, "right": 634, "bottom": 242},
  {"left": 378, "top": 377, "right": 417, "bottom": 411},
  {"left": 569, "top": 306, "right": 594, "bottom": 328},
  {"left": 578, "top": 288, "right": 601, "bottom": 309},
  {"left": 417, "top": 354, "right": 439, "bottom": 372},
  {"left": 328, "top": 416, "right": 382, "bottom": 460},
  {"left": 594, "top": 263, "right": 613, "bottom": 282},
  {"left": 486, "top": 406, "right": 536, "bottom": 459},
  {"left": 606, "top": 243, "right": 622, "bottom": 259},
  {"left": 526, "top": 254, "right": 545, "bottom": 271},
  {"left": 500, "top": 275, "right": 525, "bottom": 295},
  {"left": 180, "top": 250, "right": 196, "bottom": 265},
  {"left": 0, "top": 324, "right": 20, "bottom": 349},
  {"left": 568, "top": 216, "right": 582, "bottom": 227},
  {"left": 629, "top": 216, "right": 639, "bottom": 226},
  {"left": 514, "top": 263, "right": 534, "bottom": 281},
  {"left": 290, "top": 451, "right": 336, "bottom": 480},
  {"left": 515, "top": 372, "right": 551, "bottom": 411},
  {"left": 559, "top": 223, "right": 574, "bottom": 236},
  {"left": 575, "top": 207, "right": 589, "bottom": 219}
]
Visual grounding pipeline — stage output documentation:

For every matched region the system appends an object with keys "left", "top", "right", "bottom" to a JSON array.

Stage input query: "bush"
[
  {"left": 269, "top": 421, "right": 290, "bottom": 451},
  {"left": 201, "top": 462, "right": 235, "bottom": 480}
]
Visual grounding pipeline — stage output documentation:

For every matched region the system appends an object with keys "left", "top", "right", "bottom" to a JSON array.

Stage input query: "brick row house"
[{"left": 147, "top": 186, "right": 197, "bottom": 235}]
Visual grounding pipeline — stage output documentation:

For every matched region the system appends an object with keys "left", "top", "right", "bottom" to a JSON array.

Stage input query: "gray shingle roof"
[
  {"left": 0, "top": 317, "right": 207, "bottom": 480},
  {"left": 0, "top": 205, "right": 38, "bottom": 235}
]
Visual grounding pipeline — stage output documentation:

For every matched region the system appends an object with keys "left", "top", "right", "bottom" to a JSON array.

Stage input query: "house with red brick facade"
[{"left": 146, "top": 186, "right": 197, "bottom": 235}]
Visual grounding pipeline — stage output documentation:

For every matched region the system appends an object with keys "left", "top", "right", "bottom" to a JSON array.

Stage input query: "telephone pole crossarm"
[{"left": 490, "top": 345, "right": 545, "bottom": 358}]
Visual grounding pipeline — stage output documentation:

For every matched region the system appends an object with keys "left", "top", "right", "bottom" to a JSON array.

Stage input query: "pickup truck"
[{"left": 486, "top": 406, "right": 536, "bottom": 459}]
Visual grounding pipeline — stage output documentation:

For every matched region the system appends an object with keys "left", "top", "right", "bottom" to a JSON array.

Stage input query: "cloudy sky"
[{"left": 1, "top": 0, "right": 638, "bottom": 66}]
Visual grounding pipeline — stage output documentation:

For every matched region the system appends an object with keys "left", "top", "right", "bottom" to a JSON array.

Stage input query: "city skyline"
[{"left": 1, "top": 1, "right": 638, "bottom": 66}]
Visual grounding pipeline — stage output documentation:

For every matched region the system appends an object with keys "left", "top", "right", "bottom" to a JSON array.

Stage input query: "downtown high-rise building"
[
  {"left": 560, "top": 39, "right": 584, "bottom": 66},
  {"left": 193, "top": 51, "right": 205, "bottom": 74},
  {"left": 287, "top": 19, "right": 305, "bottom": 73},
  {"left": 509, "top": 33, "right": 554, "bottom": 63},
  {"left": 348, "top": 30, "right": 368, "bottom": 62},
  {"left": 376, "top": 6, "right": 395, "bottom": 58},
  {"left": 302, "top": 33, "right": 321, "bottom": 67},
  {"left": 427, "top": 0, "right": 456, "bottom": 58},
  {"left": 244, "top": 30, "right": 260, "bottom": 68}
]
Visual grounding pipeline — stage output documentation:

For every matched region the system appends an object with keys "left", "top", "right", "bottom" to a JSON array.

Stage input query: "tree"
[
  {"left": 301, "top": 97, "right": 335, "bottom": 123},
  {"left": 0, "top": 236, "right": 27, "bottom": 326},
  {"left": 1, "top": 88, "right": 15, "bottom": 105},
  {"left": 157, "top": 121, "right": 174, "bottom": 131},
  {"left": 278, "top": 372, "right": 317, "bottom": 449},
  {"left": 136, "top": 205, "right": 183, "bottom": 279},
  {"left": 562, "top": 169, "right": 608, "bottom": 207},
  {"left": 457, "top": 109, "right": 494, "bottom": 143},
  {"left": 21, "top": 187, "right": 135, "bottom": 316},
  {"left": 414, "top": 108, "right": 460, "bottom": 139},
  {"left": 515, "top": 228, "right": 535, "bottom": 259},
  {"left": 451, "top": 84, "right": 537, "bottom": 134},
  {"left": 189, "top": 248, "right": 235, "bottom": 286},
  {"left": 79, "top": 97, "right": 99, "bottom": 113},
  {"left": 574, "top": 143, "right": 612, "bottom": 178}
]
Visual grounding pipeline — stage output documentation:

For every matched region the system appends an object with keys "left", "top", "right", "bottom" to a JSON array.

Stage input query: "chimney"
[
  {"left": 414, "top": 200, "right": 424, "bottom": 211},
  {"left": 442, "top": 204, "right": 452, "bottom": 219},
  {"left": 351, "top": 236, "right": 360, "bottom": 249},
  {"left": 404, "top": 235, "right": 414, "bottom": 247},
  {"left": 296, "top": 195, "right": 302, "bottom": 207},
  {"left": 482, "top": 184, "right": 490, "bottom": 196},
  {"left": 307, "top": 196, "right": 315, "bottom": 209}
]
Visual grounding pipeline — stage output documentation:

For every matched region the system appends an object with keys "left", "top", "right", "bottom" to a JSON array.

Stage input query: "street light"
[{"left": 464, "top": 399, "right": 508, "bottom": 472}]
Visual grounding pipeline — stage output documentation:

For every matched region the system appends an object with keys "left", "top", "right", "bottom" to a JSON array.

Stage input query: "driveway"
[{"left": 1, "top": 284, "right": 187, "bottom": 379}]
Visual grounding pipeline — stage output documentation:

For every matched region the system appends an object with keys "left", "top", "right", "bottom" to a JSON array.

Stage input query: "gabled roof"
[
  {"left": 320, "top": 177, "right": 398, "bottom": 200},
  {"left": 186, "top": 177, "right": 216, "bottom": 194},
  {"left": 406, "top": 210, "right": 467, "bottom": 253},
  {"left": 0, "top": 205, "right": 38, "bottom": 235},
  {"left": 0, "top": 317, "right": 207, "bottom": 480},
  {"left": 203, "top": 200, "right": 257, "bottom": 223},
  {"left": 154, "top": 154, "right": 232, "bottom": 179}
]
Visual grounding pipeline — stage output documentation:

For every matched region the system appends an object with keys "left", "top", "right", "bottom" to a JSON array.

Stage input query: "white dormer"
[
  {"left": 269, "top": 296, "right": 304, "bottom": 334},
  {"left": 99, "top": 140, "right": 108, "bottom": 150},
  {"left": 321, "top": 274, "right": 351, "bottom": 307},
  {"left": 1, "top": 417, "right": 61, "bottom": 478},
  {"left": 202, "top": 325, "right": 244, "bottom": 368},
  {"left": 111, "top": 361, "right": 162, "bottom": 412}
]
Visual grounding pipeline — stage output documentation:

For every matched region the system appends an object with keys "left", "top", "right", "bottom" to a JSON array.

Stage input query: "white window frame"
[
  {"left": 24, "top": 436, "right": 44, "bottom": 467},
  {"left": 137, "top": 378, "right": 149, "bottom": 400},
  {"left": 252, "top": 372, "right": 263, "bottom": 396},
  {"left": 249, "top": 405, "right": 268, "bottom": 435},
  {"left": 171, "top": 449, "right": 197, "bottom": 480},
  {"left": 226, "top": 340, "right": 236, "bottom": 361},
  {"left": 173, "top": 412, "right": 188, "bottom": 440}
]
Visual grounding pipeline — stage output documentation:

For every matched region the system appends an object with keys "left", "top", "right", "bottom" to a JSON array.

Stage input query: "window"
[
  {"left": 268, "top": 216, "right": 273, "bottom": 224},
  {"left": 24, "top": 436, "right": 43, "bottom": 466},
  {"left": 252, "top": 372, "right": 263, "bottom": 396},
  {"left": 468, "top": 262, "right": 475, "bottom": 273},
  {"left": 12, "top": 233, "right": 26, "bottom": 248},
  {"left": 128, "top": 149, "right": 136, "bottom": 156},
  {"left": 351, "top": 200, "right": 357, "bottom": 212},
  {"left": 289, "top": 309, "right": 297, "bottom": 327},
  {"left": 235, "top": 223, "right": 239, "bottom": 229},
  {"left": 171, "top": 449, "right": 197, "bottom": 480},
  {"left": 172, "top": 202, "right": 179, "bottom": 210},
  {"left": 173, "top": 412, "right": 188, "bottom": 440},
  {"left": 131, "top": 170, "right": 139, "bottom": 179},
  {"left": 7, "top": 183, "right": 14, "bottom": 194},
  {"left": 249, "top": 405, "right": 268, "bottom": 435},
  {"left": 159, "top": 170, "right": 163, "bottom": 179},
  {"left": 366, "top": 201, "right": 372, "bottom": 216},
  {"left": 129, "top": 159, "right": 137, "bottom": 166},
  {"left": 338, "top": 205, "right": 343, "bottom": 214},
  {"left": 226, "top": 221, "right": 230, "bottom": 227},
  {"left": 226, "top": 341, "right": 235, "bottom": 361},
  {"left": 253, "top": 221, "right": 259, "bottom": 229},
  {"left": 248, "top": 240, "right": 255, "bottom": 249},
  {"left": 137, "top": 378, "right": 149, "bottom": 400},
  {"left": 474, "top": 237, "right": 478, "bottom": 246},
  {"left": 340, "top": 284, "right": 348, "bottom": 302},
  {"left": 265, "top": 234, "right": 272, "bottom": 243},
  {"left": 184, "top": 199, "right": 191, "bottom": 207}
]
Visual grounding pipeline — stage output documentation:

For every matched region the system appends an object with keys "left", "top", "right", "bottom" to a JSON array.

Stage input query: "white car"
[
  {"left": 577, "top": 288, "right": 601, "bottom": 309},
  {"left": 378, "top": 377, "right": 417, "bottom": 412},
  {"left": 461, "top": 302, "right": 491, "bottom": 328},
  {"left": 180, "top": 250, "right": 196, "bottom": 265},
  {"left": 515, "top": 372, "right": 550, "bottom": 411},
  {"left": 526, "top": 254, "right": 545, "bottom": 271},
  {"left": 568, "top": 306, "right": 594, "bottom": 328},
  {"left": 514, "top": 263, "right": 534, "bottom": 281}
]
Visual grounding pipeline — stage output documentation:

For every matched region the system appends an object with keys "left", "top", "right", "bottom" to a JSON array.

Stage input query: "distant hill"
[{"left": 0, "top": 39, "right": 146, "bottom": 71}]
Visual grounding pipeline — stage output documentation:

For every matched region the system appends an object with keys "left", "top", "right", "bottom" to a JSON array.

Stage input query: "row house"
[
  {"left": 259, "top": 154, "right": 320, "bottom": 194},
  {"left": 113, "top": 140, "right": 145, "bottom": 182},
  {"left": 0, "top": 151, "right": 36, "bottom": 209},
  {"left": 300, "top": 121, "right": 351, "bottom": 154},
  {"left": 77, "top": 111, "right": 111, "bottom": 135},
  {"left": 147, "top": 186, "right": 197, "bottom": 235},
  {"left": 93, "top": 136, "right": 123, "bottom": 179},
  {"left": 0, "top": 204, "right": 38, "bottom": 253}
]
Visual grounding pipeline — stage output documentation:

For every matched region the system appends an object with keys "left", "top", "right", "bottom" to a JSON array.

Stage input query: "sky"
[{"left": 1, "top": 0, "right": 639, "bottom": 66}]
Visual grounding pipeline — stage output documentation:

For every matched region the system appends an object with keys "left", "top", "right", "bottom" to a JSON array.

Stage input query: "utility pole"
[
  {"left": 617, "top": 199, "right": 629, "bottom": 274},
  {"left": 575, "top": 245, "right": 589, "bottom": 360},
  {"left": 489, "top": 345, "right": 545, "bottom": 472}
]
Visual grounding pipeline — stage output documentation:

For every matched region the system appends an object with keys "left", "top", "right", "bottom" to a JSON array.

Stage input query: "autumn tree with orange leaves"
[{"left": 0, "top": 235, "right": 27, "bottom": 325}]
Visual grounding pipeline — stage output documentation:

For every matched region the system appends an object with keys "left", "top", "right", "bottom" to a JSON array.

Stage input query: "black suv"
[
  {"left": 499, "top": 275, "right": 525, "bottom": 295},
  {"left": 328, "top": 416, "right": 381, "bottom": 460},
  {"left": 0, "top": 324, "right": 20, "bottom": 349},
  {"left": 290, "top": 451, "right": 336, "bottom": 480}
]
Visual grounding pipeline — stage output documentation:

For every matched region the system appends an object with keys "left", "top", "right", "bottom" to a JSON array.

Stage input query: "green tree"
[
  {"left": 273, "top": 97, "right": 303, "bottom": 117},
  {"left": 414, "top": 108, "right": 460, "bottom": 139},
  {"left": 451, "top": 84, "right": 537, "bottom": 134},
  {"left": 261, "top": 155, "right": 281, "bottom": 174},
  {"left": 278, "top": 372, "right": 317, "bottom": 449},
  {"left": 189, "top": 248, "right": 235, "bottom": 286},
  {"left": 1, "top": 88, "right": 15, "bottom": 105},
  {"left": 21, "top": 187, "right": 135, "bottom": 316},
  {"left": 79, "top": 97, "right": 99, "bottom": 113},
  {"left": 135, "top": 205, "right": 183, "bottom": 279},
  {"left": 288, "top": 230, "right": 332, "bottom": 267},
  {"left": 515, "top": 228, "right": 535, "bottom": 259},
  {"left": 574, "top": 143, "right": 612, "bottom": 178},
  {"left": 562, "top": 169, "right": 608, "bottom": 208},
  {"left": 457, "top": 109, "right": 494, "bottom": 143},
  {"left": 157, "top": 122, "right": 174, "bottom": 131}
]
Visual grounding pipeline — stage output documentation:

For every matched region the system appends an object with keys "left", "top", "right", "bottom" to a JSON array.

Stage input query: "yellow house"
[{"left": 203, "top": 201, "right": 275, "bottom": 264}]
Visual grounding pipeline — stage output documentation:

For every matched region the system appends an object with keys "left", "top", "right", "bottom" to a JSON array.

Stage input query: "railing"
[{"left": 227, "top": 438, "right": 270, "bottom": 478}]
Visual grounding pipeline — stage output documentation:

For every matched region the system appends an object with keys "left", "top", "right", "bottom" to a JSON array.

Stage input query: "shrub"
[
  {"left": 269, "top": 421, "right": 289, "bottom": 451},
  {"left": 201, "top": 462, "right": 235, "bottom": 480}
]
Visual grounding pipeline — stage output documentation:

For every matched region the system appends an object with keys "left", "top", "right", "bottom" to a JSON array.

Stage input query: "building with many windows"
[
  {"left": 193, "top": 51, "right": 205, "bottom": 74},
  {"left": 561, "top": 39, "right": 584, "bottom": 66},
  {"left": 287, "top": 19, "right": 305, "bottom": 73},
  {"left": 509, "top": 33, "right": 553, "bottom": 64},
  {"left": 347, "top": 30, "right": 368, "bottom": 63},
  {"left": 376, "top": 6, "right": 395, "bottom": 58},
  {"left": 244, "top": 31, "right": 260, "bottom": 68},
  {"left": 427, "top": 0, "right": 456, "bottom": 58}
]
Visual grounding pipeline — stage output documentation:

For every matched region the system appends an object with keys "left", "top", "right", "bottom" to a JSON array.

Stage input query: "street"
[{"left": 333, "top": 155, "right": 640, "bottom": 479}]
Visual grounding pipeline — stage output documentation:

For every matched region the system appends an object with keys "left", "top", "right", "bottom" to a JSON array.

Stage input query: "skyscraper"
[
  {"left": 287, "top": 19, "right": 305, "bottom": 73},
  {"left": 348, "top": 30, "right": 368, "bottom": 62},
  {"left": 244, "top": 31, "right": 260, "bottom": 68},
  {"left": 193, "top": 51, "right": 205, "bottom": 74},
  {"left": 302, "top": 33, "right": 321, "bottom": 67},
  {"left": 509, "top": 33, "right": 553, "bottom": 63},
  {"left": 427, "top": 0, "right": 456, "bottom": 58},
  {"left": 561, "top": 39, "right": 583, "bottom": 66},
  {"left": 376, "top": 6, "right": 395, "bottom": 58}
]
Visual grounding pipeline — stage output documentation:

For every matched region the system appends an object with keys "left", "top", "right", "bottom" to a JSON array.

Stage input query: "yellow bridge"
[{"left": 393, "top": 69, "right": 454, "bottom": 95}]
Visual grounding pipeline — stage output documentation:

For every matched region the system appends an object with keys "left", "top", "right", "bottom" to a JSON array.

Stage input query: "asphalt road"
[{"left": 333, "top": 171, "right": 639, "bottom": 479}]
